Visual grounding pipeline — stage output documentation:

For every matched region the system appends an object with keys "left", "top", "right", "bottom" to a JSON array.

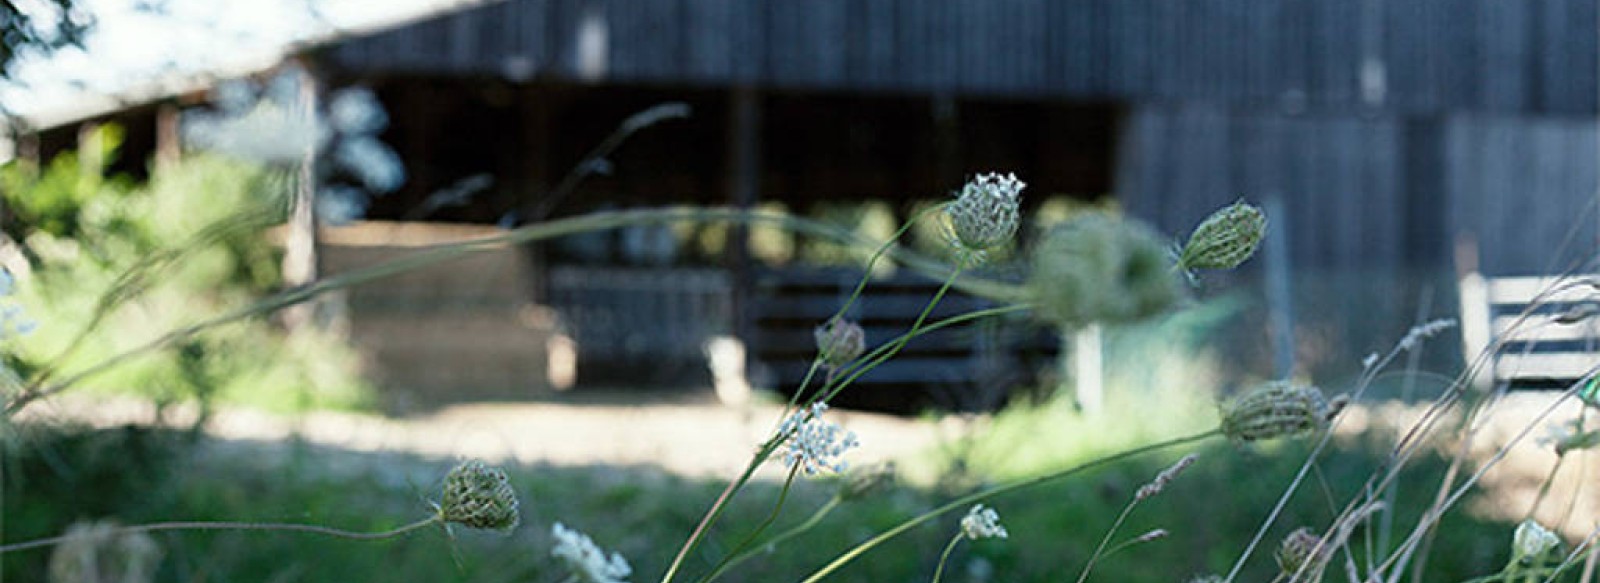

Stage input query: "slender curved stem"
[
  {"left": 1075, "top": 497, "right": 1141, "bottom": 583},
  {"left": 660, "top": 300, "right": 1026, "bottom": 583},
  {"left": 660, "top": 434, "right": 786, "bottom": 583},
  {"left": 827, "top": 204, "right": 947, "bottom": 326},
  {"left": 930, "top": 534, "right": 964, "bottom": 583},
  {"left": 703, "top": 496, "right": 842, "bottom": 582},
  {"left": 817, "top": 263, "right": 967, "bottom": 405},
  {"left": 0, "top": 516, "right": 440, "bottom": 554},
  {"left": 693, "top": 467, "right": 801, "bottom": 583},
  {"left": 798, "top": 429, "right": 1223, "bottom": 583}
]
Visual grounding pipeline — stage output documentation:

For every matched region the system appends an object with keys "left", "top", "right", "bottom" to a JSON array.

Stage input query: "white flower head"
[
  {"left": 947, "top": 172, "right": 1024, "bottom": 258},
  {"left": 777, "top": 403, "right": 860, "bottom": 476},
  {"left": 1513, "top": 519, "right": 1560, "bottom": 562},
  {"left": 551, "top": 522, "right": 632, "bottom": 583},
  {"left": 960, "top": 504, "right": 1007, "bottom": 540}
]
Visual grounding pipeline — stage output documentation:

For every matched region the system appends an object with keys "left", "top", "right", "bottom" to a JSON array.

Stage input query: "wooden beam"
[{"left": 726, "top": 85, "right": 762, "bottom": 347}]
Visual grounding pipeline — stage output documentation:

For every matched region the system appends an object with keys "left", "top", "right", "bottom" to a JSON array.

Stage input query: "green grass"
[{"left": 2, "top": 419, "right": 1518, "bottom": 583}]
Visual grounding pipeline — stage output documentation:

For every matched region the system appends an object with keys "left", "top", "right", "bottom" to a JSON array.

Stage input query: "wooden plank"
[
  {"left": 756, "top": 325, "right": 1006, "bottom": 355},
  {"left": 684, "top": 0, "right": 734, "bottom": 80},
  {"left": 1494, "top": 352, "right": 1600, "bottom": 382},
  {"left": 768, "top": 357, "right": 990, "bottom": 385},
  {"left": 754, "top": 294, "right": 995, "bottom": 322},
  {"left": 1478, "top": 0, "right": 1528, "bottom": 111},
  {"left": 1492, "top": 315, "right": 1600, "bottom": 343},
  {"left": 509, "top": 0, "right": 548, "bottom": 76}
]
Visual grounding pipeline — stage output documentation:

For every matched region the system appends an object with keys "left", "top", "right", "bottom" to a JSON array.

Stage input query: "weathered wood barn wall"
[
  {"left": 319, "top": 0, "right": 1599, "bottom": 276},
  {"left": 296, "top": 0, "right": 1600, "bottom": 400}
]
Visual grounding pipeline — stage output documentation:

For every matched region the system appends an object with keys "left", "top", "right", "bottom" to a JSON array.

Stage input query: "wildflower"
[
  {"left": 1219, "top": 381, "right": 1345, "bottom": 443},
  {"left": 947, "top": 173, "right": 1024, "bottom": 259},
  {"left": 47, "top": 520, "right": 162, "bottom": 583},
  {"left": 436, "top": 460, "right": 520, "bottom": 531},
  {"left": 551, "top": 522, "right": 632, "bottom": 583},
  {"left": 814, "top": 319, "right": 866, "bottom": 369},
  {"left": 1512, "top": 520, "right": 1560, "bottom": 563},
  {"left": 1136, "top": 454, "right": 1198, "bottom": 501},
  {"left": 1176, "top": 200, "right": 1267, "bottom": 272},
  {"left": 960, "top": 504, "right": 1008, "bottom": 540},
  {"left": 777, "top": 403, "right": 860, "bottom": 475},
  {"left": 1027, "top": 213, "right": 1186, "bottom": 329},
  {"left": 1275, "top": 527, "right": 1326, "bottom": 577}
]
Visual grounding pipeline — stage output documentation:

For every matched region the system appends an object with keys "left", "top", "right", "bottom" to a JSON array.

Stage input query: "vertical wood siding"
[
  {"left": 321, "top": 0, "right": 1597, "bottom": 115},
  {"left": 1119, "top": 107, "right": 1598, "bottom": 275}
]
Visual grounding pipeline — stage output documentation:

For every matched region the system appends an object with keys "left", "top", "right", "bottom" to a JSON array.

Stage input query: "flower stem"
[
  {"left": 0, "top": 516, "right": 440, "bottom": 554},
  {"left": 930, "top": 533, "right": 965, "bottom": 583},
  {"left": 705, "top": 496, "right": 841, "bottom": 581},
  {"left": 1074, "top": 497, "right": 1142, "bottom": 583},
  {"left": 798, "top": 429, "right": 1222, "bottom": 583},
  {"left": 694, "top": 466, "right": 801, "bottom": 583},
  {"left": 816, "top": 263, "right": 967, "bottom": 405}
]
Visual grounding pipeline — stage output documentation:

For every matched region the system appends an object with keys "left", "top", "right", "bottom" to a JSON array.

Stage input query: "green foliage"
[
  {"left": 952, "top": 299, "right": 1241, "bottom": 480},
  {"left": 1, "top": 424, "right": 1515, "bottom": 582},
  {"left": 0, "top": 127, "right": 371, "bottom": 412}
]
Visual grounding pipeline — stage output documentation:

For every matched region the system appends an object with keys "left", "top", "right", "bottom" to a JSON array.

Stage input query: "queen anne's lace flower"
[
  {"left": 551, "top": 522, "right": 632, "bottom": 583},
  {"left": 947, "top": 173, "right": 1024, "bottom": 259},
  {"left": 777, "top": 403, "right": 860, "bottom": 475},
  {"left": 960, "top": 504, "right": 1007, "bottom": 540},
  {"left": 1512, "top": 520, "right": 1560, "bottom": 562}
]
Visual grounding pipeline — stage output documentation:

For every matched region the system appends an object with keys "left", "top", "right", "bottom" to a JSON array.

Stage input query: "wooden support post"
[
  {"left": 726, "top": 86, "right": 762, "bottom": 370},
  {"left": 1264, "top": 196, "right": 1296, "bottom": 378},
  {"left": 155, "top": 103, "right": 182, "bottom": 170},
  {"left": 281, "top": 68, "right": 321, "bottom": 332},
  {"left": 1074, "top": 323, "right": 1104, "bottom": 414}
]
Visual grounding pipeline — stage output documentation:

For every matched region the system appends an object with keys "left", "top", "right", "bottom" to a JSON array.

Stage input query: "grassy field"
[{"left": 3, "top": 412, "right": 1520, "bottom": 583}]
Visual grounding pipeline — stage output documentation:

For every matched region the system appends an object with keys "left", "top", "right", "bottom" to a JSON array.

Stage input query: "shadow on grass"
[{"left": 2, "top": 421, "right": 1522, "bottom": 583}]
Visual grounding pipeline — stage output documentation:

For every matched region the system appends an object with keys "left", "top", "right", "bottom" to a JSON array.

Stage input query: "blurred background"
[{"left": 2, "top": 1, "right": 1598, "bottom": 581}]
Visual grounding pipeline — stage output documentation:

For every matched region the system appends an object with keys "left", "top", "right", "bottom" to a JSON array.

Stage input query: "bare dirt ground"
[
  {"left": 20, "top": 388, "right": 1600, "bottom": 538},
  {"left": 18, "top": 389, "right": 952, "bottom": 481}
]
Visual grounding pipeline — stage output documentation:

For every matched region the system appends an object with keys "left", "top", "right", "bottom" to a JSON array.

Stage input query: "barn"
[{"left": 12, "top": 0, "right": 1599, "bottom": 411}]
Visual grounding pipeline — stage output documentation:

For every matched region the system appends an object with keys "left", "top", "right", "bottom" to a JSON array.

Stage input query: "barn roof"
[{"left": 318, "top": 0, "right": 1598, "bottom": 116}]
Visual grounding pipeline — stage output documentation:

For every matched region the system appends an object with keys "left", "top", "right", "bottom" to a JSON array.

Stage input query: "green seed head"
[
  {"left": 1178, "top": 200, "right": 1267, "bottom": 271},
  {"left": 1276, "top": 527, "right": 1326, "bottom": 578},
  {"left": 1220, "top": 381, "right": 1344, "bottom": 443},
  {"left": 438, "top": 460, "right": 520, "bottom": 531},
  {"left": 814, "top": 319, "right": 866, "bottom": 368},
  {"left": 947, "top": 173, "right": 1024, "bottom": 258},
  {"left": 1027, "top": 213, "right": 1187, "bottom": 329}
]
